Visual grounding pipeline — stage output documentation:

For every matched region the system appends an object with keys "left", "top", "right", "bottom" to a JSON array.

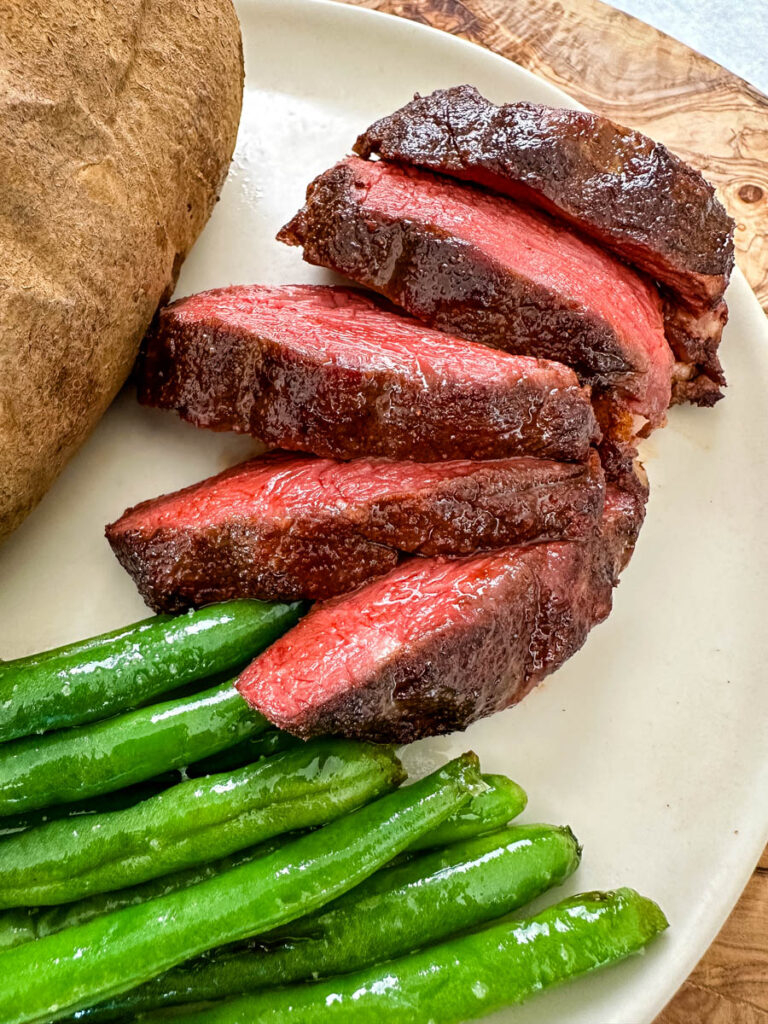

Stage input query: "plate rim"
[{"left": 2, "top": 2, "right": 766, "bottom": 1020}]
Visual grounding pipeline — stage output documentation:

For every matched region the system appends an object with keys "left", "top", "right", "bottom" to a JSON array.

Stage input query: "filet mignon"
[
  {"left": 236, "top": 482, "right": 645, "bottom": 743},
  {"left": 137, "top": 284, "right": 599, "bottom": 463},
  {"left": 106, "top": 450, "right": 605, "bottom": 612},
  {"left": 354, "top": 86, "right": 734, "bottom": 313},
  {"left": 278, "top": 158, "right": 675, "bottom": 431}
]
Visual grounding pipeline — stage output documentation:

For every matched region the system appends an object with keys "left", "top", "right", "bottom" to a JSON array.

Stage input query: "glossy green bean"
[
  {"left": 0, "top": 772, "right": 526, "bottom": 953},
  {"left": 0, "top": 681, "right": 265, "bottom": 815},
  {"left": 0, "top": 600, "right": 305, "bottom": 742},
  {"left": 0, "top": 738, "right": 403, "bottom": 908},
  {"left": 408, "top": 772, "right": 526, "bottom": 850},
  {"left": 0, "top": 838, "right": 292, "bottom": 956},
  {"left": 149, "top": 888, "right": 668, "bottom": 1024},
  {"left": 75, "top": 823, "right": 579, "bottom": 1021},
  {"left": 0, "top": 772, "right": 182, "bottom": 838},
  {"left": 0, "top": 730, "right": 301, "bottom": 837},
  {"left": 0, "top": 907, "right": 35, "bottom": 954},
  {"left": 185, "top": 728, "right": 300, "bottom": 778},
  {"left": 0, "top": 753, "right": 480, "bottom": 1024}
]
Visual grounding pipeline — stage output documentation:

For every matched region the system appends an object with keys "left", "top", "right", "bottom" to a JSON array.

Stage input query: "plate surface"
[{"left": 2, "top": 1, "right": 767, "bottom": 1021}]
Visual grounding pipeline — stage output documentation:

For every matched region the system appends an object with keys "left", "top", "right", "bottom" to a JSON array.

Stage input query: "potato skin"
[{"left": 0, "top": 0, "right": 244, "bottom": 541}]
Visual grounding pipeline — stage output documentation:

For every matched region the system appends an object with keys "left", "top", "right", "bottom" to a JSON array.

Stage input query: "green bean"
[
  {"left": 0, "top": 908, "right": 35, "bottom": 954},
  {"left": 0, "top": 753, "right": 480, "bottom": 1024},
  {"left": 75, "top": 823, "right": 579, "bottom": 1022},
  {"left": 0, "top": 739, "right": 403, "bottom": 908},
  {"left": 0, "top": 600, "right": 305, "bottom": 742},
  {"left": 40, "top": 838, "right": 293, "bottom": 952},
  {"left": 149, "top": 888, "right": 667, "bottom": 1024},
  {"left": 0, "top": 682, "right": 265, "bottom": 815},
  {"left": 0, "top": 730, "right": 300, "bottom": 837},
  {"left": 0, "top": 839, "right": 293, "bottom": 956},
  {"left": 408, "top": 772, "right": 526, "bottom": 850},
  {"left": 0, "top": 773, "right": 182, "bottom": 837},
  {"left": 0, "top": 772, "right": 525, "bottom": 953},
  {"left": 185, "top": 729, "right": 300, "bottom": 779}
]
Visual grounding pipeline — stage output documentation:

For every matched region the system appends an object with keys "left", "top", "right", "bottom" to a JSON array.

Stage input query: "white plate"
[{"left": 2, "top": 1, "right": 767, "bottom": 1020}]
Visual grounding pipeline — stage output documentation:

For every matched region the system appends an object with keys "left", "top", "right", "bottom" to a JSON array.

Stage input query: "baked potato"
[{"left": 0, "top": 0, "right": 244, "bottom": 541}]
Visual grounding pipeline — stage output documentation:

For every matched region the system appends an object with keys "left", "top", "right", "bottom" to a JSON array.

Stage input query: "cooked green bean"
[
  {"left": 148, "top": 888, "right": 667, "bottom": 1024},
  {"left": 0, "top": 838, "right": 293, "bottom": 956},
  {"left": 74, "top": 823, "right": 579, "bottom": 1021},
  {"left": 0, "top": 772, "right": 181, "bottom": 837},
  {"left": 0, "top": 738, "right": 404, "bottom": 908},
  {"left": 0, "top": 908, "right": 34, "bottom": 954},
  {"left": 46, "top": 838, "right": 289, "bottom": 939},
  {"left": 185, "top": 728, "right": 300, "bottom": 778},
  {"left": 0, "top": 600, "right": 305, "bottom": 742},
  {"left": 0, "top": 772, "right": 526, "bottom": 952},
  {"left": 0, "top": 681, "right": 264, "bottom": 815},
  {"left": 0, "top": 753, "right": 480, "bottom": 1024},
  {"left": 0, "top": 730, "right": 300, "bottom": 837},
  {"left": 408, "top": 772, "right": 526, "bottom": 850}
]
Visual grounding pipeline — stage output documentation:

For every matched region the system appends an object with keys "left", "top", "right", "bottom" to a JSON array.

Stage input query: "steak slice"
[
  {"left": 236, "top": 482, "right": 645, "bottom": 743},
  {"left": 666, "top": 299, "right": 728, "bottom": 405},
  {"left": 106, "top": 450, "right": 604, "bottom": 612},
  {"left": 278, "top": 157, "right": 675, "bottom": 431},
  {"left": 137, "top": 284, "right": 599, "bottom": 463},
  {"left": 354, "top": 86, "right": 735, "bottom": 314}
]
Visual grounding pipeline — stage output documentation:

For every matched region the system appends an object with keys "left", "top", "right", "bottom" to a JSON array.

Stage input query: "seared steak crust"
[
  {"left": 238, "top": 542, "right": 610, "bottom": 743},
  {"left": 107, "top": 450, "right": 605, "bottom": 612},
  {"left": 666, "top": 299, "right": 727, "bottom": 404},
  {"left": 137, "top": 284, "right": 599, "bottom": 463},
  {"left": 279, "top": 158, "right": 673, "bottom": 430},
  {"left": 354, "top": 85, "right": 735, "bottom": 313},
  {"left": 236, "top": 482, "right": 645, "bottom": 743}
]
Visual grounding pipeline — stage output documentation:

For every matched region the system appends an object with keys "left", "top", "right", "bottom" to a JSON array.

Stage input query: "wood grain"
[
  {"left": 661, "top": 867, "right": 768, "bottom": 1023},
  {"left": 335, "top": 1, "right": 768, "bottom": 1019},
  {"left": 337, "top": 0, "right": 768, "bottom": 316}
]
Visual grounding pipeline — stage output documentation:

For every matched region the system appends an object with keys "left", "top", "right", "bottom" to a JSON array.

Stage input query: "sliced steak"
[
  {"left": 666, "top": 299, "right": 728, "bottom": 405},
  {"left": 137, "top": 284, "right": 599, "bottom": 463},
  {"left": 236, "top": 481, "right": 645, "bottom": 743},
  {"left": 107, "top": 450, "right": 605, "bottom": 612},
  {"left": 278, "top": 157, "right": 675, "bottom": 431},
  {"left": 601, "top": 475, "right": 648, "bottom": 574},
  {"left": 354, "top": 85, "right": 735, "bottom": 314}
]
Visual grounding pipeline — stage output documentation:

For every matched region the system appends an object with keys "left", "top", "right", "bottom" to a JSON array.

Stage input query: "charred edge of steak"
[
  {"left": 664, "top": 298, "right": 728, "bottom": 381},
  {"left": 264, "top": 542, "right": 611, "bottom": 745},
  {"left": 238, "top": 476, "right": 646, "bottom": 745},
  {"left": 353, "top": 84, "right": 735, "bottom": 311},
  {"left": 602, "top": 478, "right": 648, "bottom": 578},
  {"left": 279, "top": 161, "right": 653, "bottom": 400},
  {"left": 106, "top": 451, "right": 606, "bottom": 613},
  {"left": 670, "top": 376, "right": 724, "bottom": 408},
  {"left": 106, "top": 521, "right": 400, "bottom": 613},
  {"left": 138, "top": 287, "right": 600, "bottom": 464},
  {"left": 665, "top": 296, "right": 727, "bottom": 404},
  {"left": 592, "top": 391, "right": 640, "bottom": 475},
  {"left": 279, "top": 605, "right": 551, "bottom": 745}
]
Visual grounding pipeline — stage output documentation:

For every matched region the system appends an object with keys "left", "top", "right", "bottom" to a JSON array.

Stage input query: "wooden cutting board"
[{"left": 335, "top": 1, "right": 768, "bottom": 1019}]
